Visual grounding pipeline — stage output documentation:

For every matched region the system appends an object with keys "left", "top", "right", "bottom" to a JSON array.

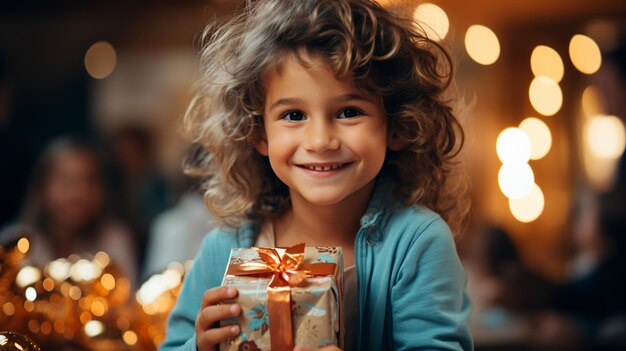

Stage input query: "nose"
[{"left": 303, "top": 118, "right": 340, "bottom": 152}]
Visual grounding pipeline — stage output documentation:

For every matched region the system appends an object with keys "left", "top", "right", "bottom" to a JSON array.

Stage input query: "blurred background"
[{"left": 1, "top": 0, "right": 625, "bottom": 350}]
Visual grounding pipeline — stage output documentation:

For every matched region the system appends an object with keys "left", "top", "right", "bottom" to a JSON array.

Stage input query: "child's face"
[
  {"left": 257, "top": 54, "right": 391, "bottom": 207},
  {"left": 42, "top": 151, "right": 104, "bottom": 231}
]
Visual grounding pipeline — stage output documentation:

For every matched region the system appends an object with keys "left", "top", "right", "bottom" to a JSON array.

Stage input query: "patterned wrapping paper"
[{"left": 219, "top": 246, "right": 343, "bottom": 351}]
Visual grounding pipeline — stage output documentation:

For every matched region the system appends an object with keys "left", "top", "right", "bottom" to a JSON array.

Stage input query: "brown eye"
[
  {"left": 281, "top": 110, "right": 306, "bottom": 121},
  {"left": 338, "top": 108, "right": 362, "bottom": 119}
]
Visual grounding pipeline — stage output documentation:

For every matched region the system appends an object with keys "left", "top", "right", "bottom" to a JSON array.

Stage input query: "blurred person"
[
  {"left": 528, "top": 29, "right": 626, "bottom": 351},
  {"left": 142, "top": 180, "right": 213, "bottom": 279},
  {"left": 0, "top": 136, "right": 137, "bottom": 284},
  {"left": 142, "top": 145, "right": 213, "bottom": 278},
  {"left": 108, "top": 125, "right": 172, "bottom": 272},
  {"left": 541, "top": 187, "right": 626, "bottom": 350},
  {"left": 466, "top": 225, "right": 555, "bottom": 350},
  {"left": 479, "top": 227, "right": 555, "bottom": 312}
]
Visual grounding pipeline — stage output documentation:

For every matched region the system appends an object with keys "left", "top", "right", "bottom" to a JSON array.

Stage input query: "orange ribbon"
[{"left": 226, "top": 243, "right": 337, "bottom": 350}]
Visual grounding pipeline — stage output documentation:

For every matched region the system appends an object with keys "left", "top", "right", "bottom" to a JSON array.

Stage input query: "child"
[
  {"left": 0, "top": 136, "right": 137, "bottom": 283},
  {"left": 161, "top": 0, "right": 471, "bottom": 350}
]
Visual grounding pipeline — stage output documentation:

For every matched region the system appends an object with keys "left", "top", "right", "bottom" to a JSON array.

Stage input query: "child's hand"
[
  {"left": 195, "top": 286, "right": 241, "bottom": 351},
  {"left": 293, "top": 346, "right": 342, "bottom": 351}
]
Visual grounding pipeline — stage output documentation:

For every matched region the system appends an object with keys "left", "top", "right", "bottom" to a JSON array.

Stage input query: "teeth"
[{"left": 304, "top": 164, "right": 343, "bottom": 171}]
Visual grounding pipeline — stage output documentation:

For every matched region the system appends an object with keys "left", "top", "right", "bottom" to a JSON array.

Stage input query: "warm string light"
[
  {"left": 586, "top": 115, "right": 626, "bottom": 159},
  {"left": 581, "top": 85, "right": 625, "bottom": 189},
  {"left": 0, "top": 238, "right": 189, "bottom": 351},
  {"left": 519, "top": 117, "right": 552, "bottom": 160},
  {"left": 467, "top": 25, "right": 555, "bottom": 223},
  {"left": 529, "top": 76, "right": 563, "bottom": 117},
  {"left": 133, "top": 261, "right": 190, "bottom": 349},
  {"left": 488, "top": 28, "right": 606, "bottom": 222},
  {"left": 495, "top": 127, "right": 545, "bottom": 222},
  {"left": 84, "top": 41, "right": 117, "bottom": 79},
  {"left": 530, "top": 45, "right": 564, "bottom": 82},
  {"left": 413, "top": 3, "right": 449, "bottom": 41},
  {"left": 465, "top": 25, "right": 500, "bottom": 65},
  {"left": 569, "top": 34, "right": 602, "bottom": 74},
  {"left": 509, "top": 184, "right": 545, "bottom": 224}
]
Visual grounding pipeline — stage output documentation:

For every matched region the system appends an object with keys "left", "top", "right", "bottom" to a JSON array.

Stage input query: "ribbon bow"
[{"left": 226, "top": 243, "right": 337, "bottom": 350}]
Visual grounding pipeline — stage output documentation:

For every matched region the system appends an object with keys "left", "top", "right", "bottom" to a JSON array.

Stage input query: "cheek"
[
  {"left": 43, "top": 180, "right": 66, "bottom": 208},
  {"left": 348, "top": 126, "right": 388, "bottom": 158},
  {"left": 266, "top": 130, "right": 297, "bottom": 157},
  {"left": 83, "top": 183, "right": 104, "bottom": 209}
]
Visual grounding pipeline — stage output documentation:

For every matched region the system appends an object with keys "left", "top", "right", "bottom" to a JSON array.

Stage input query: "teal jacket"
[{"left": 160, "top": 183, "right": 472, "bottom": 350}]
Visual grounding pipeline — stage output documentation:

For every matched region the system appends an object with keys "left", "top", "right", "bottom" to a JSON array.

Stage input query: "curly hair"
[{"left": 184, "top": 0, "right": 468, "bottom": 232}]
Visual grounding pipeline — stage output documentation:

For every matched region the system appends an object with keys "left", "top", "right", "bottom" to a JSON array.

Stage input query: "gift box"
[{"left": 219, "top": 243, "right": 343, "bottom": 351}]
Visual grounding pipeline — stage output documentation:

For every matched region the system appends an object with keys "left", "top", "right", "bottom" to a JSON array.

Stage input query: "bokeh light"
[
  {"left": 529, "top": 76, "right": 563, "bottom": 116},
  {"left": 136, "top": 268, "right": 183, "bottom": 306},
  {"left": 16, "top": 266, "right": 41, "bottom": 288},
  {"left": 94, "top": 251, "right": 110, "bottom": 268},
  {"left": 123, "top": 330, "right": 138, "bottom": 346},
  {"left": 498, "top": 163, "right": 535, "bottom": 199},
  {"left": 84, "top": 320, "right": 104, "bottom": 337},
  {"left": 84, "top": 41, "right": 117, "bottom": 79},
  {"left": 70, "top": 259, "right": 103, "bottom": 282},
  {"left": 509, "top": 183, "right": 545, "bottom": 223},
  {"left": 43, "top": 278, "right": 54, "bottom": 291},
  {"left": 465, "top": 25, "right": 500, "bottom": 65},
  {"left": 496, "top": 128, "right": 532, "bottom": 164},
  {"left": 25, "top": 287, "right": 37, "bottom": 302},
  {"left": 41, "top": 321, "right": 52, "bottom": 335},
  {"left": 2, "top": 302, "right": 16, "bottom": 316},
  {"left": 47, "top": 258, "right": 72, "bottom": 281},
  {"left": 586, "top": 115, "right": 626, "bottom": 159},
  {"left": 519, "top": 117, "right": 552, "bottom": 160},
  {"left": 569, "top": 34, "right": 602, "bottom": 75},
  {"left": 582, "top": 85, "right": 605, "bottom": 118},
  {"left": 17, "top": 238, "right": 30, "bottom": 254},
  {"left": 413, "top": 3, "right": 449, "bottom": 41},
  {"left": 530, "top": 45, "right": 564, "bottom": 82},
  {"left": 91, "top": 298, "right": 108, "bottom": 317},
  {"left": 101, "top": 273, "right": 116, "bottom": 290},
  {"left": 68, "top": 286, "right": 82, "bottom": 300}
]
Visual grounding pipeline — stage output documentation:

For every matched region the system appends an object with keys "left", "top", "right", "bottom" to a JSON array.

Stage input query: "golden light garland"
[{"left": 0, "top": 236, "right": 187, "bottom": 351}]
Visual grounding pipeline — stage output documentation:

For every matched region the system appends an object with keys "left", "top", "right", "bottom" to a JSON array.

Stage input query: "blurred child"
[
  {"left": 0, "top": 136, "right": 137, "bottom": 283},
  {"left": 161, "top": 0, "right": 471, "bottom": 350}
]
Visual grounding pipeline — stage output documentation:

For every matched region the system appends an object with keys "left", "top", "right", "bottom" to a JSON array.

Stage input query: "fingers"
[
  {"left": 201, "top": 286, "right": 238, "bottom": 309},
  {"left": 197, "top": 302, "right": 241, "bottom": 331},
  {"left": 197, "top": 324, "right": 241, "bottom": 350},
  {"left": 294, "top": 346, "right": 342, "bottom": 351},
  {"left": 195, "top": 286, "right": 241, "bottom": 351}
]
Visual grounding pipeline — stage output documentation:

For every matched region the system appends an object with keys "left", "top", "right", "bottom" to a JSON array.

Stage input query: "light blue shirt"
[{"left": 160, "top": 180, "right": 472, "bottom": 350}]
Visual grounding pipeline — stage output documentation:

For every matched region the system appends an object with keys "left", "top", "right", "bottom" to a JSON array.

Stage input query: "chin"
[{"left": 301, "top": 193, "right": 348, "bottom": 207}]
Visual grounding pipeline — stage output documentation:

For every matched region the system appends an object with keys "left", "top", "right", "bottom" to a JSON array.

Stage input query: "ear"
[
  {"left": 255, "top": 137, "right": 269, "bottom": 156},
  {"left": 252, "top": 115, "right": 269, "bottom": 156},
  {"left": 387, "top": 133, "right": 406, "bottom": 151}
]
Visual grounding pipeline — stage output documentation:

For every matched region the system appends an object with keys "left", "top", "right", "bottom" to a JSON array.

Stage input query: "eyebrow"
[{"left": 267, "top": 93, "right": 374, "bottom": 113}]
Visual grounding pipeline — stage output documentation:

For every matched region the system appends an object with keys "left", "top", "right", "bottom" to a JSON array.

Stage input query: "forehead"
[
  {"left": 50, "top": 150, "right": 98, "bottom": 173},
  {"left": 262, "top": 51, "right": 375, "bottom": 103},
  {"left": 264, "top": 50, "right": 334, "bottom": 81}
]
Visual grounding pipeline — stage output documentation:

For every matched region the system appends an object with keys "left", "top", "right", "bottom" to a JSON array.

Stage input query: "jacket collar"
[{"left": 359, "top": 177, "right": 394, "bottom": 228}]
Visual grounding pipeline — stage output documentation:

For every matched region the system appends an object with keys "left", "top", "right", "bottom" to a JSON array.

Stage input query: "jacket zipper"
[{"left": 354, "top": 224, "right": 375, "bottom": 351}]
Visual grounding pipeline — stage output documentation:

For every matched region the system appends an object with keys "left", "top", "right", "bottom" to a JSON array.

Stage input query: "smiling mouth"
[{"left": 300, "top": 163, "right": 351, "bottom": 171}]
